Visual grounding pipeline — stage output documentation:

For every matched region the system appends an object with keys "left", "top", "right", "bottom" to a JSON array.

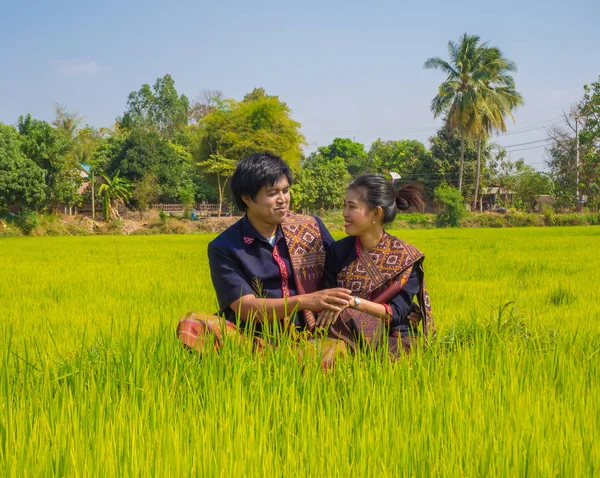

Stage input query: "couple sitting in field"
[{"left": 177, "top": 152, "right": 435, "bottom": 364}]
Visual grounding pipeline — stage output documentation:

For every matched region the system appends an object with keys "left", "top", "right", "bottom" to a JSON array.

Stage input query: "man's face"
[{"left": 244, "top": 176, "right": 291, "bottom": 225}]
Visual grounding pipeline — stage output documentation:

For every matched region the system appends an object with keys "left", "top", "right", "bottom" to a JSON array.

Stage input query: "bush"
[
  {"left": 158, "top": 210, "right": 169, "bottom": 224},
  {"left": 0, "top": 219, "right": 23, "bottom": 237},
  {"left": 402, "top": 213, "right": 434, "bottom": 228},
  {"left": 434, "top": 184, "right": 467, "bottom": 227},
  {"left": 542, "top": 207, "right": 556, "bottom": 226},
  {"left": 461, "top": 213, "right": 507, "bottom": 228},
  {"left": 15, "top": 209, "right": 40, "bottom": 235},
  {"left": 506, "top": 211, "right": 537, "bottom": 227}
]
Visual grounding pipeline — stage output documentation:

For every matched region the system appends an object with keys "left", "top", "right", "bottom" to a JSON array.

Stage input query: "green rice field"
[{"left": 1, "top": 226, "right": 600, "bottom": 476}]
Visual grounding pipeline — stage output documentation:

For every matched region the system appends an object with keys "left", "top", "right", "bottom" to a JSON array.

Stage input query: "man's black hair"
[{"left": 231, "top": 152, "right": 293, "bottom": 212}]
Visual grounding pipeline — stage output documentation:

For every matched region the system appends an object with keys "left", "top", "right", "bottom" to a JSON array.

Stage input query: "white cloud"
[{"left": 48, "top": 59, "right": 101, "bottom": 78}]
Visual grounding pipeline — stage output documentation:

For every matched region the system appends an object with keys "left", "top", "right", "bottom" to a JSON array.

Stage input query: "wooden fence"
[{"left": 151, "top": 203, "right": 231, "bottom": 217}]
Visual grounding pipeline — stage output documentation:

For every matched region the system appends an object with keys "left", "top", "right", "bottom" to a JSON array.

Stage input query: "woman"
[{"left": 318, "top": 174, "right": 435, "bottom": 357}]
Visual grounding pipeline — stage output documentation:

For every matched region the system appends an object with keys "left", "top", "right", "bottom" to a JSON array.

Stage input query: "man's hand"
[
  {"left": 300, "top": 288, "right": 353, "bottom": 312},
  {"left": 315, "top": 309, "right": 343, "bottom": 329},
  {"left": 408, "top": 304, "right": 422, "bottom": 329}
]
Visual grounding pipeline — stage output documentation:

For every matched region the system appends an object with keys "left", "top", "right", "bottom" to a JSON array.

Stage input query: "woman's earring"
[{"left": 372, "top": 217, "right": 376, "bottom": 224}]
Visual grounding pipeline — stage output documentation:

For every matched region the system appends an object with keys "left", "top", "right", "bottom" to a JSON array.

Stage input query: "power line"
[
  {"left": 303, "top": 116, "right": 565, "bottom": 138},
  {"left": 496, "top": 117, "right": 563, "bottom": 137},
  {"left": 501, "top": 138, "right": 552, "bottom": 149},
  {"left": 505, "top": 144, "right": 551, "bottom": 153}
]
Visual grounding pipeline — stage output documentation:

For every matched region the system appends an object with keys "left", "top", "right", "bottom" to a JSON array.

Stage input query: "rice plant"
[{"left": 1, "top": 226, "right": 599, "bottom": 476}]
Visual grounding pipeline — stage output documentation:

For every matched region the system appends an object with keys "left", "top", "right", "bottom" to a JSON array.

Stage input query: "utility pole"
[
  {"left": 575, "top": 115, "right": 580, "bottom": 205},
  {"left": 91, "top": 167, "right": 95, "bottom": 220}
]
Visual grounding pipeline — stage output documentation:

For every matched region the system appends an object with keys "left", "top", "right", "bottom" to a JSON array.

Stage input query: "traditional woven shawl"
[
  {"left": 334, "top": 233, "right": 435, "bottom": 344},
  {"left": 280, "top": 212, "right": 327, "bottom": 330}
]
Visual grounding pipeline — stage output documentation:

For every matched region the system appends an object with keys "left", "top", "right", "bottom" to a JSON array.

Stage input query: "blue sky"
[{"left": 1, "top": 0, "right": 599, "bottom": 169}]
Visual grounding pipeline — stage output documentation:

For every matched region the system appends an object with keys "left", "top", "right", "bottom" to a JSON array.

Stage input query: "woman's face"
[{"left": 343, "top": 188, "right": 378, "bottom": 236}]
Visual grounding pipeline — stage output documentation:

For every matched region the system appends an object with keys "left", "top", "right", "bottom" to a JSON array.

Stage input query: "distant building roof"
[
  {"left": 482, "top": 187, "right": 515, "bottom": 195},
  {"left": 535, "top": 195, "right": 555, "bottom": 203}
]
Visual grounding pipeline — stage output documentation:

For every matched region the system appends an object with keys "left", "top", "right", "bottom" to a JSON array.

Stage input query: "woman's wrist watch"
[{"left": 351, "top": 296, "right": 361, "bottom": 309}]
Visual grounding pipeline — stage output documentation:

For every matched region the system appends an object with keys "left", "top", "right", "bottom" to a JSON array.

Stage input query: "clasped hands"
[{"left": 304, "top": 288, "right": 422, "bottom": 330}]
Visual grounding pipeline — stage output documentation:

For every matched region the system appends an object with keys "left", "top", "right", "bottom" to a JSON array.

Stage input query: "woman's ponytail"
[{"left": 395, "top": 183, "right": 424, "bottom": 212}]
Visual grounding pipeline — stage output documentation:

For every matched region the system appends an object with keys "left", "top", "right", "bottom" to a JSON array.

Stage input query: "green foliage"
[
  {"left": 315, "top": 137, "right": 367, "bottom": 176},
  {"left": 133, "top": 173, "right": 161, "bottom": 218},
  {"left": 192, "top": 176, "right": 219, "bottom": 202},
  {"left": 428, "top": 127, "right": 492, "bottom": 200},
  {"left": 158, "top": 209, "right": 169, "bottom": 224},
  {"left": 195, "top": 153, "right": 236, "bottom": 216},
  {"left": 14, "top": 209, "right": 40, "bottom": 235},
  {"left": 121, "top": 74, "right": 189, "bottom": 138},
  {"left": 365, "top": 138, "right": 427, "bottom": 175},
  {"left": 0, "top": 123, "right": 46, "bottom": 210},
  {"left": 434, "top": 183, "right": 467, "bottom": 227},
  {"left": 17, "top": 114, "right": 81, "bottom": 210},
  {"left": 424, "top": 33, "right": 523, "bottom": 194},
  {"left": 544, "top": 76, "right": 600, "bottom": 211},
  {"left": 105, "top": 129, "right": 194, "bottom": 203},
  {"left": 578, "top": 76, "right": 600, "bottom": 209},
  {"left": 193, "top": 88, "right": 305, "bottom": 214},
  {"left": 195, "top": 88, "right": 305, "bottom": 171},
  {"left": 504, "top": 160, "right": 552, "bottom": 211},
  {"left": 98, "top": 171, "right": 133, "bottom": 221},
  {"left": 293, "top": 154, "right": 351, "bottom": 211},
  {"left": 2, "top": 229, "right": 600, "bottom": 475},
  {"left": 52, "top": 103, "right": 83, "bottom": 140},
  {"left": 178, "top": 185, "right": 196, "bottom": 218},
  {"left": 402, "top": 212, "right": 435, "bottom": 228}
]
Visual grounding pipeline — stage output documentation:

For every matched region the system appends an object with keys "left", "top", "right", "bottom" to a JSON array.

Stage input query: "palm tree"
[
  {"left": 471, "top": 48, "right": 523, "bottom": 209},
  {"left": 52, "top": 103, "right": 83, "bottom": 139},
  {"left": 424, "top": 34, "right": 487, "bottom": 193},
  {"left": 71, "top": 128, "right": 101, "bottom": 218},
  {"left": 98, "top": 171, "right": 133, "bottom": 221}
]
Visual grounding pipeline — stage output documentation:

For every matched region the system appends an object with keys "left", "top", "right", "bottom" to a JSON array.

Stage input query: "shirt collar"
[{"left": 241, "top": 214, "right": 284, "bottom": 246}]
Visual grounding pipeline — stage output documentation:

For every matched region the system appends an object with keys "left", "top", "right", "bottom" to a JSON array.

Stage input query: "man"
[{"left": 177, "top": 152, "right": 354, "bottom": 351}]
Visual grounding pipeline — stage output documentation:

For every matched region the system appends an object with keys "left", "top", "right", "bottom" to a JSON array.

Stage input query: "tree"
[
  {"left": 487, "top": 147, "right": 516, "bottom": 206},
  {"left": 315, "top": 137, "right": 367, "bottom": 176},
  {"left": 504, "top": 159, "right": 552, "bottom": 211},
  {"left": 105, "top": 129, "right": 195, "bottom": 203},
  {"left": 471, "top": 47, "right": 523, "bottom": 209},
  {"left": 367, "top": 139, "right": 431, "bottom": 179},
  {"left": 196, "top": 153, "right": 236, "bottom": 217},
  {"left": 52, "top": 103, "right": 83, "bottom": 140},
  {"left": 424, "top": 34, "right": 522, "bottom": 196},
  {"left": 424, "top": 34, "right": 483, "bottom": 193},
  {"left": 120, "top": 74, "right": 189, "bottom": 139},
  {"left": 17, "top": 114, "right": 80, "bottom": 212},
  {"left": 434, "top": 183, "right": 467, "bottom": 227},
  {"left": 0, "top": 123, "right": 46, "bottom": 211},
  {"left": 293, "top": 153, "right": 351, "bottom": 211},
  {"left": 71, "top": 127, "right": 103, "bottom": 218},
  {"left": 194, "top": 88, "right": 305, "bottom": 213},
  {"left": 189, "top": 89, "right": 223, "bottom": 124},
  {"left": 98, "top": 171, "right": 133, "bottom": 221},
  {"left": 132, "top": 173, "right": 161, "bottom": 219},
  {"left": 546, "top": 121, "right": 578, "bottom": 209},
  {"left": 547, "top": 77, "right": 600, "bottom": 211},
  {"left": 426, "top": 126, "right": 492, "bottom": 202},
  {"left": 577, "top": 76, "right": 600, "bottom": 210}
]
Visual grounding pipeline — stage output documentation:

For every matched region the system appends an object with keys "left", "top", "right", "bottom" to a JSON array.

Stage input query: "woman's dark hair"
[
  {"left": 348, "top": 174, "right": 424, "bottom": 223},
  {"left": 231, "top": 152, "right": 293, "bottom": 211}
]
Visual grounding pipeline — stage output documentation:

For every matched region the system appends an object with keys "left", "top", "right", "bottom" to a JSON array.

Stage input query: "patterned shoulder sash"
[
  {"left": 337, "top": 233, "right": 424, "bottom": 298},
  {"left": 281, "top": 213, "right": 327, "bottom": 330}
]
